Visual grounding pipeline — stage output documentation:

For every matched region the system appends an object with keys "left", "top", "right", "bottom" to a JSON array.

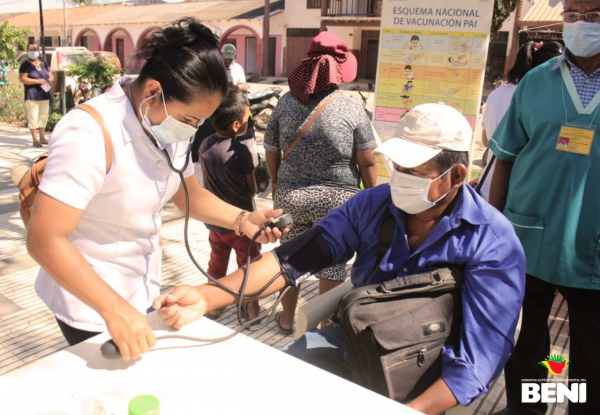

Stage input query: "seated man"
[{"left": 154, "top": 103, "right": 526, "bottom": 415}]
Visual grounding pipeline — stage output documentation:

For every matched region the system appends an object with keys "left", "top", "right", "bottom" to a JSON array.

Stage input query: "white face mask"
[
  {"left": 563, "top": 21, "right": 600, "bottom": 58},
  {"left": 140, "top": 90, "right": 200, "bottom": 145},
  {"left": 390, "top": 167, "right": 453, "bottom": 214},
  {"left": 28, "top": 51, "right": 39, "bottom": 60}
]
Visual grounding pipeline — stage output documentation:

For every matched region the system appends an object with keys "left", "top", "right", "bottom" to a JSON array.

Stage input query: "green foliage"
[
  {"left": 0, "top": 21, "right": 28, "bottom": 61},
  {"left": 67, "top": 56, "right": 119, "bottom": 90},
  {"left": 0, "top": 78, "right": 27, "bottom": 125},
  {"left": 67, "top": 0, "right": 94, "bottom": 5},
  {"left": 46, "top": 111, "right": 63, "bottom": 132},
  {"left": 492, "top": 0, "right": 520, "bottom": 36}
]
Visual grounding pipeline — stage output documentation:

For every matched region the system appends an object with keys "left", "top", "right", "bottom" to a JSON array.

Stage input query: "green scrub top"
[{"left": 489, "top": 57, "right": 600, "bottom": 290}]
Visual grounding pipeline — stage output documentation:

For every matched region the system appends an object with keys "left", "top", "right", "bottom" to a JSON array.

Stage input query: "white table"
[{"left": 0, "top": 312, "right": 421, "bottom": 414}]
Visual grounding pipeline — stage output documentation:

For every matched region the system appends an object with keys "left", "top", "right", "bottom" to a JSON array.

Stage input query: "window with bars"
[
  {"left": 287, "top": 28, "right": 321, "bottom": 38},
  {"left": 307, "top": 0, "right": 321, "bottom": 9}
]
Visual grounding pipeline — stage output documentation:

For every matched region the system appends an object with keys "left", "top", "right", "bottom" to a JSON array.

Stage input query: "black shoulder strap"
[
  {"left": 475, "top": 154, "right": 496, "bottom": 194},
  {"left": 375, "top": 210, "right": 396, "bottom": 266},
  {"left": 363, "top": 210, "right": 396, "bottom": 287}
]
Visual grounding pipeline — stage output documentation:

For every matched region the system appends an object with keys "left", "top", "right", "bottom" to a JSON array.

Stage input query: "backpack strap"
[
  {"left": 363, "top": 209, "right": 396, "bottom": 286},
  {"left": 74, "top": 103, "right": 113, "bottom": 173}
]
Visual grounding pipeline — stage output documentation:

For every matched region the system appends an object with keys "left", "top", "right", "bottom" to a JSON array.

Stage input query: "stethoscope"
[
  {"left": 128, "top": 83, "right": 290, "bottom": 317},
  {"left": 102, "top": 88, "right": 293, "bottom": 358}
]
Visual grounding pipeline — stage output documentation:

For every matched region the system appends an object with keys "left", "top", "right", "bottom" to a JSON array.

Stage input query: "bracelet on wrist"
[{"left": 234, "top": 210, "right": 249, "bottom": 237}]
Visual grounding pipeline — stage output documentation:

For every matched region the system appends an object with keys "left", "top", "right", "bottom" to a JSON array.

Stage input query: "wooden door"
[{"left": 116, "top": 38, "right": 125, "bottom": 68}]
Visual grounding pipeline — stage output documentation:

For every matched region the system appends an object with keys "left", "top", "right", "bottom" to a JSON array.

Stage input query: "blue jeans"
[{"left": 280, "top": 324, "right": 351, "bottom": 380}]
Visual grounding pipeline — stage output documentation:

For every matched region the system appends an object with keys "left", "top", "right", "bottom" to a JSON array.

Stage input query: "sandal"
[
  {"left": 39, "top": 139, "right": 49, "bottom": 145},
  {"left": 274, "top": 311, "right": 293, "bottom": 335},
  {"left": 32, "top": 141, "right": 42, "bottom": 148},
  {"left": 241, "top": 302, "right": 263, "bottom": 326},
  {"left": 205, "top": 308, "right": 224, "bottom": 320}
]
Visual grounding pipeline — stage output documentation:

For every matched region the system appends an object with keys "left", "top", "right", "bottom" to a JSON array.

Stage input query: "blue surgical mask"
[
  {"left": 563, "top": 21, "right": 600, "bottom": 58},
  {"left": 28, "top": 51, "right": 39, "bottom": 60},
  {"left": 140, "top": 90, "right": 200, "bottom": 145}
]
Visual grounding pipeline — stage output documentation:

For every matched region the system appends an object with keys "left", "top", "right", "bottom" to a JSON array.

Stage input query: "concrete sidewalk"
[{"left": 0, "top": 121, "right": 567, "bottom": 415}]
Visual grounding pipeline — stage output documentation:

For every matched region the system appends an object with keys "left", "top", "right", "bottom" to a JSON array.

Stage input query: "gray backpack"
[{"left": 336, "top": 211, "right": 464, "bottom": 402}]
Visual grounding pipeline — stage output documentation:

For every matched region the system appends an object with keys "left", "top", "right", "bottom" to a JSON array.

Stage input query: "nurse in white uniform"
[{"left": 26, "top": 17, "right": 284, "bottom": 361}]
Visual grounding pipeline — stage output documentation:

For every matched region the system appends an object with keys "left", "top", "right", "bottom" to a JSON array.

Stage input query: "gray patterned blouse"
[{"left": 264, "top": 89, "right": 376, "bottom": 190}]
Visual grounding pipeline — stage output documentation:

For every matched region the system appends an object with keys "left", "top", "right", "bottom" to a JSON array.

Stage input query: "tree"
[
  {"left": 67, "top": 56, "right": 119, "bottom": 91},
  {"left": 492, "top": 0, "right": 520, "bottom": 36},
  {"left": 67, "top": 0, "right": 94, "bottom": 5},
  {"left": 0, "top": 21, "right": 28, "bottom": 61}
]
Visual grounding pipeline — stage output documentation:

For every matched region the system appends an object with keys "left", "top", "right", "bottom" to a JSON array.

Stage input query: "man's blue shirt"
[{"left": 309, "top": 183, "right": 526, "bottom": 405}]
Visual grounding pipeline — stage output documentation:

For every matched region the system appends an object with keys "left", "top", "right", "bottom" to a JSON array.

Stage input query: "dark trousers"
[
  {"left": 56, "top": 307, "right": 156, "bottom": 346},
  {"left": 56, "top": 319, "right": 101, "bottom": 346},
  {"left": 504, "top": 275, "right": 600, "bottom": 415},
  {"left": 207, "top": 230, "right": 260, "bottom": 279}
]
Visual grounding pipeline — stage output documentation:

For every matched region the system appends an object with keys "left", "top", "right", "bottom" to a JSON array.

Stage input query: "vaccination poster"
[{"left": 374, "top": 0, "right": 495, "bottom": 177}]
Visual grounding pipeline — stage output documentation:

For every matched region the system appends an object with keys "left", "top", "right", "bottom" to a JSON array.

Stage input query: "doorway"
[
  {"left": 116, "top": 38, "right": 125, "bottom": 67},
  {"left": 366, "top": 39, "right": 379, "bottom": 80},
  {"left": 246, "top": 37, "right": 257, "bottom": 74},
  {"left": 268, "top": 37, "right": 276, "bottom": 76}
]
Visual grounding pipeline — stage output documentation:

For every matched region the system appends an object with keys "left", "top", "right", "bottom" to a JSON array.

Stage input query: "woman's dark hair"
[
  {"left": 210, "top": 89, "right": 249, "bottom": 132},
  {"left": 506, "top": 41, "right": 563, "bottom": 85},
  {"left": 133, "top": 17, "right": 229, "bottom": 103}
]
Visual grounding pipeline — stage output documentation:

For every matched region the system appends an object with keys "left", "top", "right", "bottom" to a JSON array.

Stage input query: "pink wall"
[
  {"left": 77, "top": 30, "right": 101, "bottom": 51},
  {"left": 273, "top": 35, "right": 282, "bottom": 76},
  {"left": 221, "top": 34, "right": 283, "bottom": 76},
  {"left": 106, "top": 32, "right": 134, "bottom": 69}
]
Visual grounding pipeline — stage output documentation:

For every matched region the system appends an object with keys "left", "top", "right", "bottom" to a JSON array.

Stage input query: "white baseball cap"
[{"left": 373, "top": 103, "right": 473, "bottom": 168}]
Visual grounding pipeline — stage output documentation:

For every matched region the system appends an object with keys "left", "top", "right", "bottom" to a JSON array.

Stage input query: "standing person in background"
[
  {"left": 477, "top": 41, "right": 563, "bottom": 200},
  {"left": 221, "top": 44, "right": 259, "bottom": 173},
  {"left": 199, "top": 89, "right": 261, "bottom": 321},
  {"left": 221, "top": 44, "right": 247, "bottom": 91},
  {"left": 265, "top": 31, "right": 377, "bottom": 335},
  {"left": 19, "top": 43, "right": 53, "bottom": 147},
  {"left": 489, "top": 1, "right": 600, "bottom": 413}
]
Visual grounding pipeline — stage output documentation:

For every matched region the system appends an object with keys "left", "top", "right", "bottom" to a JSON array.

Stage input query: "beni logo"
[
  {"left": 522, "top": 353, "right": 586, "bottom": 404},
  {"left": 538, "top": 354, "right": 570, "bottom": 375},
  {"left": 522, "top": 383, "right": 586, "bottom": 404}
]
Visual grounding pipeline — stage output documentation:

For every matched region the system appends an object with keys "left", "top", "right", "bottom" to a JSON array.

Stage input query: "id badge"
[{"left": 556, "top": 122, "right": 596, "bottom": 155}]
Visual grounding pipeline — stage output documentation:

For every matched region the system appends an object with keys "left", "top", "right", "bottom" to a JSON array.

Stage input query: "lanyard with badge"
[{"left": 558, "top": 64, "right": 600, "bottom": 155}]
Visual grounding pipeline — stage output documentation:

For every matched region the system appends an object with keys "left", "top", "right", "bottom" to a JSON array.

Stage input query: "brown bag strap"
[
  {"left": 74, "top": 103, "right": 113, "bottom": 173},
  {"left": 283, "top": 93, "right": 341, "bottom": 161}
]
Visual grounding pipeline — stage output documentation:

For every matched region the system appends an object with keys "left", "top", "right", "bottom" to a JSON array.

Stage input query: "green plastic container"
[{"left": 128, "top": 395, "right": 160, "bottom": 415}]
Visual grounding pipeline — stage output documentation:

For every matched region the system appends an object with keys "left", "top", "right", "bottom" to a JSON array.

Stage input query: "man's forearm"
[
  {"left": 199, "top": 252, "right": 288, "bottom": 311},
  {"left": 407, "top": 378, "right": 458, "bottom": 415},
  {"left": 488, "top": 158, "right": 513, "bottom": 212}
]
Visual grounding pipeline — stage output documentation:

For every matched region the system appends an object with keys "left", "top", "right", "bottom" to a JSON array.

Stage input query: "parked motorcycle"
[{"left": 248, "top": 87, "right": 283, "bottom": 131}]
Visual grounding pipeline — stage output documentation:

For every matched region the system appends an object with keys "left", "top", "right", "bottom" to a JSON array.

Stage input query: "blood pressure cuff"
[{"left": 272, "top": 226, "right": 333, "bottom": 286}]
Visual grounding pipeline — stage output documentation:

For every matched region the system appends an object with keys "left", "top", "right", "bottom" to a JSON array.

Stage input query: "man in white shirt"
[{"left": 221, "top": 44, "right": 247, "bottom": 91}]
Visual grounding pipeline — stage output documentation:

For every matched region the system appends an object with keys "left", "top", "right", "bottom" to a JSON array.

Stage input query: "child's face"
[{"left": 411, "top": 39, "right": 419, "bottom": 48}]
